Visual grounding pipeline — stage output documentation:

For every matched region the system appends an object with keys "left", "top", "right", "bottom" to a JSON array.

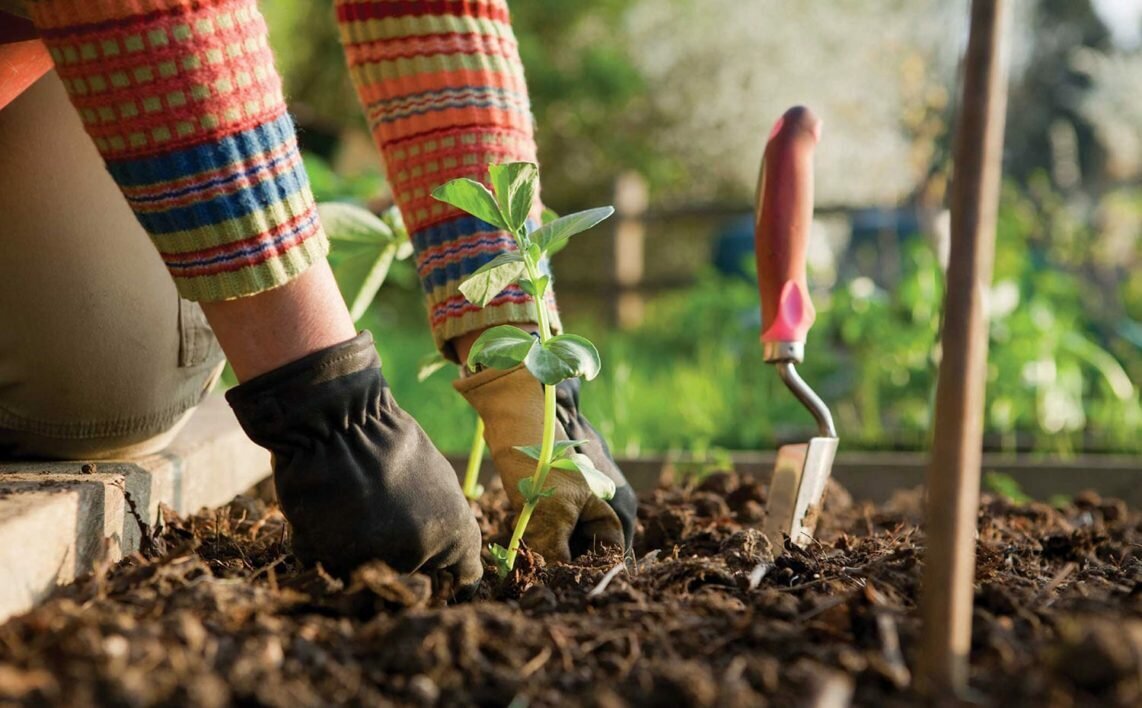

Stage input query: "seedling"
[
  {"left": 418, "top": 352, "right": 487, "bottom": 500},
  {"left": 432, "top": 162, "right": 616, "bottom": 575}
]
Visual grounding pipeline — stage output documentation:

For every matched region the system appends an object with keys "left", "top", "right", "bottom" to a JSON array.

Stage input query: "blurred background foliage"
[{"left": 264, "top": 0, "right": 1141, "bottom": 456}]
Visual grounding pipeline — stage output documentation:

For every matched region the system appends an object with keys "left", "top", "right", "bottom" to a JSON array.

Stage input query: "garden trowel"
[{"left": 754, "top": 106, "right": 839, "bottom": 552}]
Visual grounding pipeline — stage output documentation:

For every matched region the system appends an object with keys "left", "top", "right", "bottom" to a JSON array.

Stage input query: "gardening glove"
[
  {"left": 226, "top": 332, "right": 483, "bottom": 594},
  {"left": 455, "top": 365, "right": 638, "bottom": 563}
]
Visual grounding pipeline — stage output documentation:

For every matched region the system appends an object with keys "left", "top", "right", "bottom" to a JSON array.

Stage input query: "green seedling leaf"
[
  {"left": 489, "top": 162, "right": 538, "bottom": 233},
  {"left": 467, "top": 325, "right": 537, "bottom": 371},
  {"left": 513, "top": 439, "right": 587, "bottom": 461},
  {"left": 459, "top": 258, "right": 526, "bottom": 307},
  {"left": 517, "top": 478, "right": 555, "bottom": 502},
  {"left": 524, "top": 344, "right": 577, "bottom": 385},
  {"left": 541, "top": 207, "right": 560, "bottom": 225},
  {"left": 531, "top": 206, "right": 614, "bottom": 254},
  {"left": 432, "top": 178, "right": 508, "bottom": 231},
  {"left": 552, "top": 453, "right": 616, "bottom": 500},
  {"left": 526, "top": 242, "right": 542, "bottom": 264},
  {"left": 417, "top": 352, "right": 449, "bottom": 382},
  {"left": 489, "top": 543, "right": 511, "bottom": 577},
  {"left": 519, "top": 275, "right": 550, "bottom": 298},
  {"left": 472, "top": 252, "right": 524, "bottom": 274},
  {"left": 552, "top": 439, "right": 586, "bottom": 459},
  {"left": 318, "top": 201, "right": 395, "bottom": 245},
  {"left": 530, "top": 334, "right": 602, "bottom": 384}
]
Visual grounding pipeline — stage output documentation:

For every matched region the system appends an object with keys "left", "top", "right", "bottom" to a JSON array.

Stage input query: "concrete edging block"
[{"left": 0, "top": 394, "right": 270, "bottom": 625}]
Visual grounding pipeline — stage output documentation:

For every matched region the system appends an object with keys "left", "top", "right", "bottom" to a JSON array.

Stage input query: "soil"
[{"left": 0, "top": 472, "right": 1139, "bottom": 707}]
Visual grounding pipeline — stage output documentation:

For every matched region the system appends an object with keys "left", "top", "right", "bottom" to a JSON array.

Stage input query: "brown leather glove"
[
  {"left": 226, "top": 332, "right": 482, "bottom": 594},
  {"left": 455, "top": 365, "right": 636, "bottom": 563}
]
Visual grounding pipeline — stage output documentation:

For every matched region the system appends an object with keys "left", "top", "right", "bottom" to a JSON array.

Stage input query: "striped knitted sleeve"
[
  {"left": 335, "top": 0, "right": 561, "bottom": 356},
  {"left": 26, "top": 0, "right": 328, "bottom": 302}
]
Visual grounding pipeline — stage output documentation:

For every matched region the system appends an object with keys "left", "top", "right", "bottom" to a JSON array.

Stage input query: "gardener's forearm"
[{"left": 199, "top": 262, "right": 356, "bottom": 382}]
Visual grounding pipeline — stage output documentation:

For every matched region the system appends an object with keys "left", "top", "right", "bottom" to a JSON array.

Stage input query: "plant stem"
[
  {"left": 462, "top": 416, "right": 485, "bottom": 499},
  {"left": 502, "top": 257, "right": 559, "bottom": 572}
]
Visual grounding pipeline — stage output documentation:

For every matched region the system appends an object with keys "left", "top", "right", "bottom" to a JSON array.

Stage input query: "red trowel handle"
[{"left": 754, "top": 106, "right": 821, "bottom": 362}]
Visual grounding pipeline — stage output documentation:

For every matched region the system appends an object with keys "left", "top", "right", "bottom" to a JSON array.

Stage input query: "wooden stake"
[{"left": 918, "top": 0, "right": 1010, "bottom": 695}]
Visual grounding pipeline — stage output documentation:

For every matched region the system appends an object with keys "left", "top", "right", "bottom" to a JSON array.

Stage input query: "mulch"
[{"left": 0, "top": 471, "right": 1138, "bottom": 707}]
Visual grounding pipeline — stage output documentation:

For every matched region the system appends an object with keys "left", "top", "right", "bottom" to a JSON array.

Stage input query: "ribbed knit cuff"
[
  {"left": 30, "top": 0, "right": 329, "bottom": 302},
  {"left": 335, "top": 0, "right": 557, "bottom": 354}
]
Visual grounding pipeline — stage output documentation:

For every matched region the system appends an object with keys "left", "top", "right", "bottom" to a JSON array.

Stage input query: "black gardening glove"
[
  {"left": 555, "top": 376, "right": 638, "bottom": 552},
  {"left": 226, "top": 332, "right": 482, "bottom": 593}
]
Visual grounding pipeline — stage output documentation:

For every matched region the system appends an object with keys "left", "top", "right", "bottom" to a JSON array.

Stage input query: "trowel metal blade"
[{"left": 764, "top": 436, "right": 839, "bottom": 552}]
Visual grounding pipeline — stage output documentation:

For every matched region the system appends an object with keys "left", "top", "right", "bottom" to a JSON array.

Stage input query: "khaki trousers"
[{"left": 0, "top": 71, "right": 224, "bottom": 459}]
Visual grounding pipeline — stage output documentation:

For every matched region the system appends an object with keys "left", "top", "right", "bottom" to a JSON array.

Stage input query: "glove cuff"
[
  {"left": 225, "top": 331, "right": 382, "bottom": 449},
  {"left": 453, "top": 364, "right": 550, "bottom": 476}
]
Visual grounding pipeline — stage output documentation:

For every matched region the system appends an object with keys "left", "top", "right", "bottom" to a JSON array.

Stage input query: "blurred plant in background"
[
  {"left": 330, "top": 179, "right": 1139, "bottom": 457},
  {"left": 248, "top": 1, "right": 1139, "bottom": 458}
]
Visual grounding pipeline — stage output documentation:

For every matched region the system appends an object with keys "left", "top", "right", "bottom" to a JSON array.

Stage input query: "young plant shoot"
[
  {"left": 432, "top": 162, "right": 617, "bottom": 575},
  {"left": 418, "top": 352, "right": 487, "bottom": 500}
]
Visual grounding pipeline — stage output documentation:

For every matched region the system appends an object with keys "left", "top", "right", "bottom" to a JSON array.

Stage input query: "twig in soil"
[
  {"left": 748, "top": 561, "right": 771, "bottom": 590},
  {"left": 1032, "top": 562, "right": 1076, "bottom": 608},
  {"left": 875, "top": 611, "right": 912, "bottom": 689},
  {"left": 797, "top": 594, "right": 852, "bottom": 623},
  {"left": 635, "top": 549, "right": 661, "bottom": 574},
  {"left": 616, "top": 633, "right": 642, "bottom": 682},
  {"left": 546, "top": 627, "right": 574, "bottom": 673},
  {"left": 587, "top": 562, "right": 627, "bottom": 598},
  {"left": 804, "top": 665, "right": 855, "bottom": 708},
  {"left": 518, "top": 646, "right": 552, "bottom": 679}
]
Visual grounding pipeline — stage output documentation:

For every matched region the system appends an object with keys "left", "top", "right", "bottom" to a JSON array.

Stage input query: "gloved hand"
[
  {"left": 226, "top": 332, "right": 482, "bottom": 594},
  {"left": 455, "top": 365, "right": 637, "bottom": 563}
]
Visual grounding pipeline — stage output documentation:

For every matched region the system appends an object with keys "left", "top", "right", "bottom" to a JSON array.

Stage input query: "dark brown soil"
[{"left": 0, "top": 473, "right": 1139, "bottom": 707}]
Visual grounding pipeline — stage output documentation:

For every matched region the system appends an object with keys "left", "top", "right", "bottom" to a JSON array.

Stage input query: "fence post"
[{"left": 612, "top": 171, "right": 649, "bottom": 328}]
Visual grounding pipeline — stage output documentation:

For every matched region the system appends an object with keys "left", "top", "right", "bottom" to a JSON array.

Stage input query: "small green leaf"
[
  {"left": 488, "top": 162, "right": 538, "bottom": 233},
  {"left": 525, "top": 242, "right": 542, "bottom": 264},
  {"left": 318, "top": 202, "right": 395, "bottom": 245},
  {"left": 514, "top": 444, "right": 543, "bottom": 461},
  {"left": 513, "top": 439, "right": 587, "bottom": 461},
  {"left": 524, "top": 344, "right": 577, "bottom": 385},
  {"left": 548, "top": 334, "right": 602, "bottom": 381},
  {"left": 432, "top": 178, "right": 508, "bottom": 230},
  {"left": 541, "top": 207, "right": 560, "bottom": 225},
  {"left": 417, "top": 352, "right": 449, "bottom": 383},
  {"left": 467, "top": 325, "right": 536, "bottom": 371},
  {"left": 553, "top": 453, "right": 616, "bottom": 500},
  {"left": 517, "top": 477, "right": 538, "bottom": 501},
  {"left": 489, "top": 543, "right": 511, "bottom": 576},
  {"left": 471, "top": 252, "right": 523, "bottom": 275},
  {"left": 519, "top": 275, "right": 549, "bottom": 298},
  {"left": 459, "top": 260, "right": 526, "bottom": 307},
  {"left": 552, "top": 439, "right": 586, "bottom": 458},
  {"left": 517, "top": 478, "right": 555, "bottom": 501},
  {"left": 531, "top": 207, "right": 614, "bottom": 254}
]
